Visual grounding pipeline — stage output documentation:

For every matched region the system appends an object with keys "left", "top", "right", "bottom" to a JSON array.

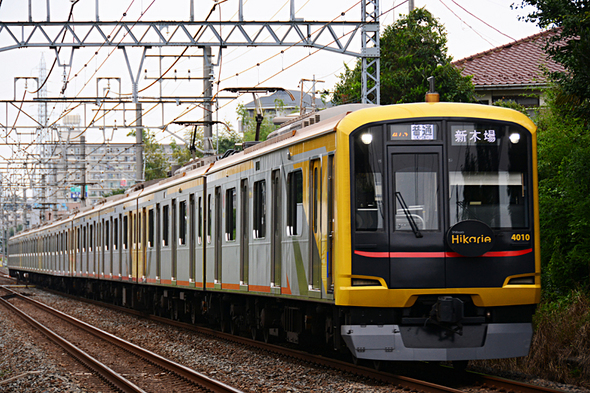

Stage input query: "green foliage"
[
  {"left": 237, "top": 101, "right": 282, "bottom": 142},
  {"left": 101, "top": 188, "right": 126, "bottom": 198},
  {"left": 170, "top": 132, "right": 193, "bottom": 168},
  {"left": 128, "top": 128, "right": 169, "bottom": 181},
  {"left": 186, "top": 123, "right": 243, "bottom": 157},
  {"left": 331, "top": 8, "right": 475, "bottom": 105},
  {"left": 492, "top": 99, "right": 529, "bottom": 115},
  {"left": 536, "top": 87, "right": 590, "bottom": 297},
  {"left": 516, "top": 0, "right": 590, "bottom": 118}
]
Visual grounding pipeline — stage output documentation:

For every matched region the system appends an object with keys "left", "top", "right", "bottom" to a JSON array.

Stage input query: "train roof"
[
  {"left": 337, "top": 102, "right": 537, "bottom": 135},
  {"left": 10, "top": 102, "right": 536, "bottom": 240}
]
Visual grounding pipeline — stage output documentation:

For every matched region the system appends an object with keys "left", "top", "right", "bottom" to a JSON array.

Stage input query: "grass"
[{"left": 472, "top": 290, "right": 590, "bottom": 388}]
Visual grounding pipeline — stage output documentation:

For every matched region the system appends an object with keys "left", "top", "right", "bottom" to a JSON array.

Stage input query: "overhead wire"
[
  {"left": 439, "top": 0, "right": 495, "bottom": 47},
  {"left": 449, "top": 0, "right": 516, "bottom": 42},
  {"left": 165, "top": 0, "right": 400, "bottom": 137}
]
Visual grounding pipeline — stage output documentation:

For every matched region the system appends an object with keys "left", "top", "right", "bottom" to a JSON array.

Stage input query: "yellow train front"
[{"left": 334, "top": 103, "right": 540, "bottom": 361}]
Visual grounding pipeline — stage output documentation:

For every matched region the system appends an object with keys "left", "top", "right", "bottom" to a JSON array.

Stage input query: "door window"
[{"left": 392, "top": 154, "right": 439, "bottom": 231}]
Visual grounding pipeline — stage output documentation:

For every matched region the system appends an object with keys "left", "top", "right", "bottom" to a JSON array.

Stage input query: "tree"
[
  {"left": 128, "top": 129, "right": 169, "bottom": 182},
  {"left": 237, "top": 99, "right": 286, "bottom": 142},
  {"left": 101, "top": 188, "right": 126, "bottom": 198},
  {"left": 516, "top": 0, "right": 590, "bottom": 118},
  {"left": 331, "top": 8, "right": 475, "bottom": 105},
  {"left": 169, "top": 122, "right": 244, "bottom": 164},
  {"left": 535, "top": 88, "right": 590, "bottom": 296}
]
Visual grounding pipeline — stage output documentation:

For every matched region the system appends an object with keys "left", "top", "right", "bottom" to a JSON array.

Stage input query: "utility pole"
[
  {"left": 80, "top": 136, "right": 87, "bottom": 208},
  {"left": 135, "top": 104, "right": 143, "bottom": 184},
  {"left": 203, "top": 47, "right": 213, "bottom": 155},
  {"left": 299, "top": 76, "right": 325, "bottom": 114}
]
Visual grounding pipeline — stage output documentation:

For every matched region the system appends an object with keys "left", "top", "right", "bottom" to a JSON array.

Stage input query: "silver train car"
[{"left": 8, "top": 102, "right": 541, "bottom": 363}]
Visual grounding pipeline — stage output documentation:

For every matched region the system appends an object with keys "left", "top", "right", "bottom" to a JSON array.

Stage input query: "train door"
[
  {"left": 310, "top": 159, "right": 322, "bottom": 290},
  {"left": 214, "top": 187, "right": 222, "bottom": 283},
  {"left": 156, "top": 204, "right": 161, "bottom": 281},
  {"left": 271, "top": 169, "right": 281, "bottom": 289},
  {"left": 189, "top": 194, "right": 196, "bottom": 284},
  {"left": 326, "top": 155, "right": 335, "bottom": 293},
  {"left": 240, "top": 179, "right": 249, "bottom": 285},
  {"left": 141, "top": 207, "right": 147, "bottom": 282},
  {"left": 171, "top": 199, "right": 177, "bottom": 281},
  {"left": 132, "top": 212, "right": 137, "bottom": 281},
  {"left": 387, "top": 146, "right": 445, "bottom": 288}
]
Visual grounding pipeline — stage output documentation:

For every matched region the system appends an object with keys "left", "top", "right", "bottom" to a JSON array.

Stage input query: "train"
[{"left": 8, "top": 100, "right": 540, "bottom": 364}]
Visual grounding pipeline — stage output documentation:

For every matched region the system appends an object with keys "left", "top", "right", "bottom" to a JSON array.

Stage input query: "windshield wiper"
[{"left": 395, "top": 192, "right": 423, "bottom": 238}]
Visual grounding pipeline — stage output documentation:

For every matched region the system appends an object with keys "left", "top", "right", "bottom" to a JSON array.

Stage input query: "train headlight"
[
  {"left": 361, "top": 133, "right": 373, "bottom": 145},
  {"left": 509, "top": 132, "right": 521, "bottom": 144}
]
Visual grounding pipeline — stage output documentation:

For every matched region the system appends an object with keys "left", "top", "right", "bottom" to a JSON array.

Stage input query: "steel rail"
[
  {"left": 0, "top": 290, "right": 146, "bottom": 393},
  {"left": 1, "top": 286, "right": 244, "bottom": 393},
  {"left": 39, "top": 288, "right": 567, "bottom": 393}
]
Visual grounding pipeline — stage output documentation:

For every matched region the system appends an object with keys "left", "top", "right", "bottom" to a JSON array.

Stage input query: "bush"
[{"left": 472, "top": 291, "right": 590, "bottom": 387}]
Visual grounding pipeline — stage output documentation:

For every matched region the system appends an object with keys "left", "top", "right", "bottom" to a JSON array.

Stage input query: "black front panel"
[{"left": 351, "top": 118, "right": 536, "bottom": 290}]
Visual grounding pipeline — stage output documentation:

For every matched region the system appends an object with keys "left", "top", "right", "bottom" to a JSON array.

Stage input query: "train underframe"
[
  {"left": 9, "top": 270, "right": 346, "bottom": 352},
  {"left": 10, "top": 270, "right": 535, "bottom": 363}
]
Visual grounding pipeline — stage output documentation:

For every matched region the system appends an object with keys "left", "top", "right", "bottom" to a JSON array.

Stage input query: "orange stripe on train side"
[
  {"left": 176, "top": 280, "right": 191, "bottom": 287},
  {"left": 248, "top": 285, "right": 271, "bottom": 293},
  {"left": 354, "top": 249, "right": 533, "bottom": 258},
  {"left": 221, "top": 283, "right": 241, "bottom": 290},
  {"left": 283, "top": 275, "right": 292, "bottom": 295}
]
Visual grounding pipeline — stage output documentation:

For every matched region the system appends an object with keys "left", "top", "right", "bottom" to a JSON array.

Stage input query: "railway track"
[
  {"left": 0, "top": 285, "right": 243, "bottom": 393},
  {"left": 18, "top": 286, "right": 570, "bottom": 393}
]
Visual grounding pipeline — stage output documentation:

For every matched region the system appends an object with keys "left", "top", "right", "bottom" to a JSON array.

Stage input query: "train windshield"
[
  {"left": 448, "top": 122, "right": 529, "bottom": 229},
  {"left": 353, "top": 126, "right": 384, "bottom": 231}
]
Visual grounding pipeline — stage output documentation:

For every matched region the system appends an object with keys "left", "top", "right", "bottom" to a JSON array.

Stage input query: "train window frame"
[
  {"left": 162, "top": 204, "right": 170, "bottom": 247},
  {"left": 253, "top": 179, "right": 266, "bottom": 239},
  {"left": 286, "top": 170, "right": 303, "bottom": 237},
  {"left": 225, "top": 187, "right": 237, "bottom": 242}
]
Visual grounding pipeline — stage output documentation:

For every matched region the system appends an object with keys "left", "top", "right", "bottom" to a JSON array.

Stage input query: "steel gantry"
[{"left": 0, "top": 0, "right": 380, "bottom": 234}]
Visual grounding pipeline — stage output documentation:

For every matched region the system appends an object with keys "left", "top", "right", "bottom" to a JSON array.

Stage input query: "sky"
[{"left": 0, "top": 0, "right": 543, "bottom": 155}]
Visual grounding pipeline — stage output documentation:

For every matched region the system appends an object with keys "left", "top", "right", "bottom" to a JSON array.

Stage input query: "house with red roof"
[{"left": 453, "top": 29, "right": 565, "bottom": 110}]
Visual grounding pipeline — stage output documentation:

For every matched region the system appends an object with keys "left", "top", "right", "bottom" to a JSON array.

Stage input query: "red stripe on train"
[{"left": 354, "top": 249, "right": 532, "bottom": 258}]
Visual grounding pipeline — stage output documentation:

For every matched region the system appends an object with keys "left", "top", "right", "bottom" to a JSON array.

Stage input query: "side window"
[
  {"left": 89, "top": 224, "right": 93, "bottom": 251},
  {"left": 123, "top": 216, "right": 128, "bottom": 250},
  {"left": 148, "top": 209, "right": 154, "bottom": 248},
  {"left": 287, "top": 170, "right": 303, "bottom": 236},
  {"left": 253, "top": 180, "right": 266, "bottom": 239},
  {"left": 163, "top": 204, "right": 170, "bottom": 247},
  {"left": 83, "top": 226, "right": 87, "bottom": 251},
  {"left": 207, "top": 194, "right": 212, "bottom": 243},
  {"left": 179, "top": 200, "right": 187, "bottom": 246},
  {"left": 113, "top": 218, "right": 119, "bottom": 250},
  {"left": 198, "top": 196, "right": 203, "bottom": 244},
  {"left": 105, "top": 220, "right": 110, "bottom": 251},
  {"left": 225, "top": 188, "right": 237, "bottom": 241}
]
